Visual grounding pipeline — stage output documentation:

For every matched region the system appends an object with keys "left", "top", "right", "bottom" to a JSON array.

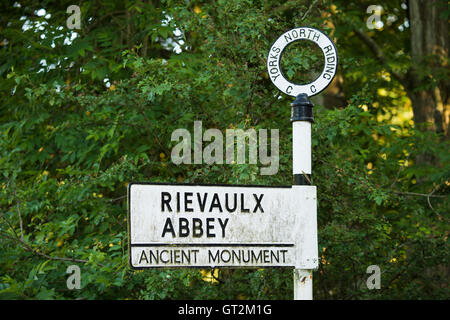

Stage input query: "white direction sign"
[
  {"left": 267, "top": 26, "right": 338, "bottom": 97},
  {"left": 128, "top": 183, "right": 318, "bottom": 269}
]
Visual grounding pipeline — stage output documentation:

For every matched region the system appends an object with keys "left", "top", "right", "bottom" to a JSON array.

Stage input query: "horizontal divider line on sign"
[{"left": 131, "top": 243, "right": 295, "bottom": 247}]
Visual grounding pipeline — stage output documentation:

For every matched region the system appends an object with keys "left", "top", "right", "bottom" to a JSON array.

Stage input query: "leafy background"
[{"left": 0, "top": 0, "right": 448, "bottom": 299}]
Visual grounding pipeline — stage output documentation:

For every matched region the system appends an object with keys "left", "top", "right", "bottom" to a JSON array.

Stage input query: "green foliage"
[{"left": 0, "top": 0, "right": 448, "bottom": 300}]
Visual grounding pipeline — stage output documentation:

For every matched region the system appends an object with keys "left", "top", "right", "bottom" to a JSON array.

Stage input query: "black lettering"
[
  {"left": 160, "top": 250, "right": 169, "bottom": 263},
  {"left": 299, "top": 28, "right": 306, "bottom": 38},
  {"left": 325, "top": 65, "right": 334, "bottom": 74},
  {"left": 270, "top": 250, "right": 280, "bottom": 263},
  {"left": 209, "top": 193, "right": 223, "bottom": 212},
  {"left": 149, "top": 250, "right": 159, "bottom": 263},
  {"left": 240, "top": 193, "right": 250, "bottom": 213},
  {"left": 284, "top": 33, "right": 292, "bottom": 42},
  {"left": 242, "top": 250, "right": 250, "bottom": 263},
  {"left": 192, "top": 218, "right": 203, "bottom": 237},
  {"left": 251, "top": 250, "right": 262, "bottom": 263},
  {"left": 139, "top": 250, "right": 149, "bottom": 264},
  {"left": 182, "top": 250, "right": 191, "bottom": 264},
  {"left": 253, "top": 194, "right": 264, "bottom": 213},
  {"left": 280, "top": 249, "right": 288, "bottom": 263},
  {"left": 206, "top": 218, "right": 215, "bottom": 237},
  {"left": 232, "top": 250, "right": 241, "bottom": 263},
  {"left": 323, "top": 45, "right": 333, "bottom": 54},
  {"left": 263, "top": 250, "right": 270, "bottom": 263},
  {"left": 286, "top": 85, "right": 293, "bottom": 94},
  {"left": 225, "top": 193, "right": 237, "bottom": 212},
  {"left": 161, "top": 192, "right": 172, "bottom": 212},
  {"left": 184, "top": 192, "right": 193, "bottom": 212},
  {"left": 221, "top": 250, "right": 231, "bottom": 263},
  {"left": 272, "top": 47, "right": 281, "bottom": 53},
  {"left": 197, "top": 193, "right": 208, "bottom": 212},
  {"left": 161, "top": 218, "right": 176, "bottom": 238},
  {"left": 291, "top": 29, "right": 298, "bottom": 38},
  {"left": 218, "top": 218, "right": 229, "bottom": 237},
  {"left": 208, "top": 250, "right": 220, "bottom": 263},
  {"left": 191, "top": 250, "right": 199, "bottom": 263},
  {"left": 312, "top": 32, "right": 320, "bottom": 42},
  {"left": 179, "top": 218, "right": 189, "bottom": 237},
  {"left": 173, "top": 250, "right": 181, "bottom": 263}
]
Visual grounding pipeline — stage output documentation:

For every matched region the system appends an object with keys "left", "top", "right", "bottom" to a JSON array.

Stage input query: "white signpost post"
[
  {"left": 268, "top": 26, "right": 338, "bottom": 300},
  {"left": 128, "top": 26, "right": 337, "bottom": 301},
  {"left": 129, "top": 183, "right": 317, "bottom": 269}
]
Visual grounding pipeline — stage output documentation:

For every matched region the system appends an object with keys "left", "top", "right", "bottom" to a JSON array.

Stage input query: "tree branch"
[
  {"left": 12, "top": 184, "right": 24, "bottom": 241},
  {"left": 272, "top": 0, "right": 319, "bottom": 20},
  {"left": 0, "top": 231, "right": 105, "bottom": 267},
  {"left": 389, "top": 153, "right": 411, "bottom": 189},
  {"left": 137, "top": 108, "right": 171, "bottom": 155},
  {"left": 272, "top": 0, "right": 299, "bottom": 14},
  {"left": 392, "top": 190, "right": 447, "bottom": 198},
  {"left": 354, "top": 29, "right": 408, "bottom": 89},
  {"left": 84, "top": 10, "right": 126, "bottom": 34},
  {"left": 0, "top": 212, "right": 20, "bottom": 240},
  {"left": 301, "top": 0, "right": 319, "bottom": 21},
  {"left": 1, "top": 191, "right": 105, "bottom": 267}
]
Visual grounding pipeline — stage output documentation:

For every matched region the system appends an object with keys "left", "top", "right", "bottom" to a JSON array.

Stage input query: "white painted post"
[
  {"left": 266, "top": 27, "right": 337, "bottom": 300},
  {"left": 294, "top": 269, "right": 313, "bottom": 300},
  {"left": 292, "top": 121, "right": 312, "bottom": 178},
  {"left": 291, "top": 93, "right": 314, "bottom": 300}
]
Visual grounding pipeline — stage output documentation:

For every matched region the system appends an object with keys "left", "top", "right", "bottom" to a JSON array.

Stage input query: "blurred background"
[{"left": 0, "top": 0, "right": 448, "bottom": 299}]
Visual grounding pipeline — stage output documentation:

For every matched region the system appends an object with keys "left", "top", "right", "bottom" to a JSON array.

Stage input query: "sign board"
[
  {"left": 128, "top": 183, "right": 318, "bottom": 269},
  {"left": 267, "top": 26, "right": 338, "bottom": 97}
]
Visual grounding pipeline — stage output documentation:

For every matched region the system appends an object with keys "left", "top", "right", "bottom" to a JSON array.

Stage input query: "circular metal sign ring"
[{"left": 267, "top": 27, "right": 338, "bottom": 97}]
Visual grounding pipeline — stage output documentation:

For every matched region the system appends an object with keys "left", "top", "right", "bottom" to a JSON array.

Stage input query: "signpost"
[
  {"left": 267, "top": 26, "right": 338, "bottom": 97},
  {"left": 129, "top": 183, "right": 317, "bottom": 269},
  {"left": 268, "top": 27, "right": 338, "bottom": 300},
  {"left": 127, "top": 26, "right": 337, "bottom": 301}
]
